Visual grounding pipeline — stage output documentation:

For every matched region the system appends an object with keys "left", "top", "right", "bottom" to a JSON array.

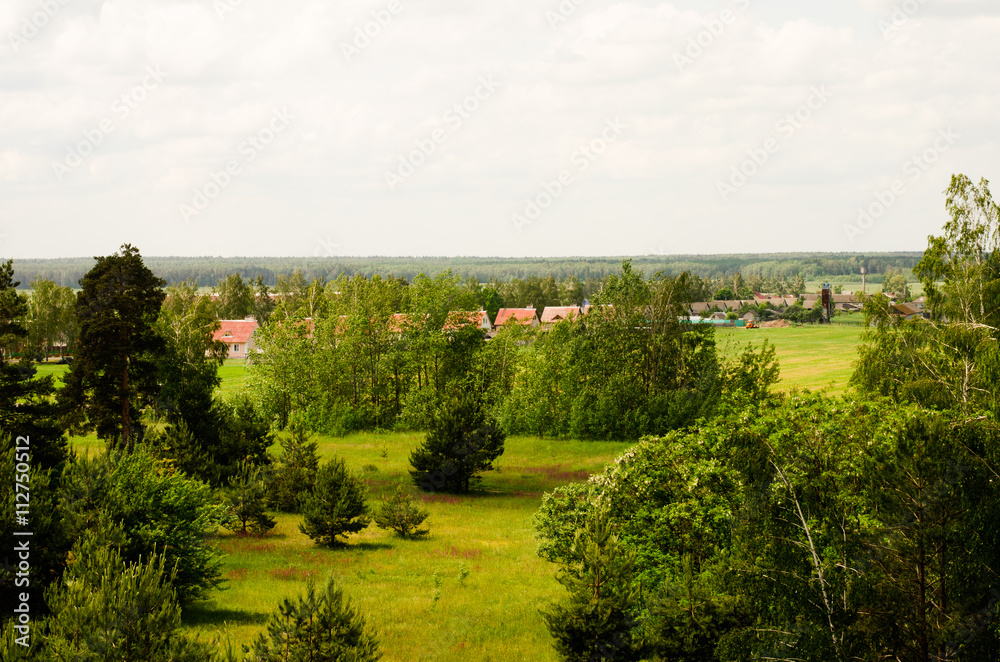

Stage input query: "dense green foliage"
[
  {"left": 854, "top": 174, "right": 1000, "bottom": 417},
  {"left": 247, "top": 577, "right": 381, "bottom": 661},
  {"left": 33, "top": 528, "right": 214, "bottom": 662},
  {"left": 60, "top": 447, "right": 224, "bottom": 605},
  {"left": 410, "top": 396, "right": 505, "bottom": 493},
  {"left": 541, "top": 508, "right": 642, "bottom": 662},
  {"left": 300, "top": 457, "right": 372, "bottom": 546},
  {"left": 11, "top": 253, "right": 922, "bottom": 290},
  {"left": 536, "top": 395, "right": 1000, "bottom": 661}
]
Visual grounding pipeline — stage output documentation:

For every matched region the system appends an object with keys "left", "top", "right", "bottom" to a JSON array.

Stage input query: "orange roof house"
[
  {"left": 540, "top": 306, "right": 582, "bottom": 326},
  {"left": 494, "top": 308, "right": 539, "bottom": 328},
  {"left": 212, "top": 319, "right": 259, "bottom": 359},
  {"left": 443, "top": 310, "right": 493, "bottom": 333}
]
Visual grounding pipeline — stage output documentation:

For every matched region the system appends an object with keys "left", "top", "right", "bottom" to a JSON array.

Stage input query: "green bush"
[
  {"left": 299, "top": 457, "right": 371, "bottom": 547},
  {"left": 59, "top": 447, "right": 224, "bottom": 605},
  {"left": 373, "top": 485, "right": 430, "bottom": 538}
]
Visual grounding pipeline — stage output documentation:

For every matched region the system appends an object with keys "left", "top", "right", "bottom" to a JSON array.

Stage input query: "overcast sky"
[{"left": 0, "top": 0, "right": 997, "bottom": 259}]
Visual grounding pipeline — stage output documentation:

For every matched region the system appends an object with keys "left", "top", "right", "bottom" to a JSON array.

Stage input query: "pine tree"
[
  {"left": 248, "top": 576, "right": 380, "bottom": 661},
  {"left": 39, "top": 526, "right": 215, "bottom": 661},
  {"left": 409, "top": 396, "right": 505, "bottom": 493},
  {"left": 60, "top": 244, "right": 166, "bottom": 450},
  {"left": 373, "top": 484, "right": 430, "bottom": 538},
  {"left": 299, "top": 457, "right": 371, "bottom": 546},
  {"left": 221, "top": 461, "right": 276, "bottom": 536},
  {"left": 268, "top": 422, "right": 320, "bottom": 512},
  {"left": 542, "top": 509, "right": 642, "bottom": 662}
]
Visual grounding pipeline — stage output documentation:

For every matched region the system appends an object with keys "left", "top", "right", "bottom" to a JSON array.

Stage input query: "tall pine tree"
[{"left": 61, "top": 245, "right": 166, "bottom": 450}]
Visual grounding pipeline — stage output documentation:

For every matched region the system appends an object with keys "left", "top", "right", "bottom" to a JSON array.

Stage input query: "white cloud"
[{"left": 0, "top": 0, "right": 998, "bottom": 257}]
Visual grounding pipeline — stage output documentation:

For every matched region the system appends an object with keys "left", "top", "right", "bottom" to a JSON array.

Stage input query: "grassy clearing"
[
  {"left": 217, "top": 359, "right": 249, "bottom": 396},
  {"left": 718, "top": 318, "right": 865, "bottom": 396},
  {"left": 69, "top": 431, "right": 630, "bottom": 661}
]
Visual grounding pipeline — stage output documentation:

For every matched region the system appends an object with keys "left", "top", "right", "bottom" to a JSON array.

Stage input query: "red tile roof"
[
  {"left": 540, "top": 306, "right": 581, "bottom": 324},
  {"left": 494, "top": 308, "right": 538, "bottom": 326},
  {"left": 212, "top": 320, "right": 258, "bottom": 344},
  {"left": 443, "top": 310, "right": 490, "bottom": 331}
]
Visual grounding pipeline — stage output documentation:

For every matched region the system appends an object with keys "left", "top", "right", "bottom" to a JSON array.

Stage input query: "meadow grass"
[
  {"left": 718, "top": 317, "right": 865, "bottom": 396},
  {"left": 69, "top": 428, "right": 630, "bottom": 661}
]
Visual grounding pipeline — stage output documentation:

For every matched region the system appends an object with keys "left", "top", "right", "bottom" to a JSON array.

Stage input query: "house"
[
  {"left": 708, "top": 311, "right": 728, "bottom": 321},
  {"left": 213, "top": 318, "right": 259, "bottom": 359},
  {"left": 443, "top": 310, "right": 493, "bottom": 333},
  {"left": 689, "top": 302, "right": 715, "bottom": 315},
  {"left": 891, "top": 302, "right": 924, "bottom": 320},
  {"left": 494, "top": 308, "right": 539, "bottom": 328},
  {"left": 742, "top": 311, "right": 759, "bottom": 322},
  {"left": 540, "top": 306, "right": 582, "bottom": 326}
]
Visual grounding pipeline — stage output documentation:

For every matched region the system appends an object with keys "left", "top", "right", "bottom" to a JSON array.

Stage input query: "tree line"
[{"left": 11, "top": 253, "right": 923, "bottom": 291}]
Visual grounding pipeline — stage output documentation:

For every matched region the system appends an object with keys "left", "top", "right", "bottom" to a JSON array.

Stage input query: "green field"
[
  {"left": 71, "top": 430, "right": 629, "bottom": 661},
  {"left": 718, "top": 317, "right": 865, "bottom": 396},
  {"left": 59, "top": 321, "right": 867, "bottom": 659}
]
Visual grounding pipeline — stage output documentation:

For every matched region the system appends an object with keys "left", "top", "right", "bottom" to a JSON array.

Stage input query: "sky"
[{"left": 0, "top": 0, "right": 997, "bottom": 259}]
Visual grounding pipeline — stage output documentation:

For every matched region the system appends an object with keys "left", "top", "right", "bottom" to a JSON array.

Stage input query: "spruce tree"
[{"left": 0, "top": 259, "right": 67, "bottom": 473}]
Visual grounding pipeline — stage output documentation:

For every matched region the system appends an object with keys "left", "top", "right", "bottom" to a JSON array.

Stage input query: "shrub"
[
  {"left": 410, "top": 396, "right": 505, "bottom": 493},
  {"left": 267, "top": 423, "right": 320, "bottom": 513},
  {"left": 248, "top": 576, "right": 380, "bottom": 661},
  {"left": 373, "top": 485, "right": 430, "bottom": 538},
  {"left": 221, "top": 462, "right": 276, "bottom": 536},
  {"left": 59, "top": 447, "right": 224, "bottom": 605},
  {"left": 37, "top": 525, "right": 215, "bottom": 661},
  {"left": 299, "top": 457, "right": 371, "bottom": 546}
]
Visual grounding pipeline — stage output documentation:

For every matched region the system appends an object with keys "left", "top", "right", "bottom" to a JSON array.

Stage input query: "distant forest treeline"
[{"left": 10, "top": 253, "right": 924, "bottom": 289}]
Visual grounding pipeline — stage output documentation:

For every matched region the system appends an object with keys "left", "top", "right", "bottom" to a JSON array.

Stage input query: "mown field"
[
  {"left": 58, "top": 320, "right": 866, "bottom": 659},
  {"left": 718, "top": 317, "right": 865, "bottom": 396}
]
